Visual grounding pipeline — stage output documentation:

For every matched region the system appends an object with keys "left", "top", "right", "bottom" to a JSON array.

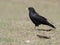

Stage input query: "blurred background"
[{"left": 0, "top": 0, "right": 60, "bottom": 45}]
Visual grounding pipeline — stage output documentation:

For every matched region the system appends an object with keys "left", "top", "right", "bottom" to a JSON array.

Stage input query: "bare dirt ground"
[{"left": 0, "top": 0, "right": 60, "bottom": 45}]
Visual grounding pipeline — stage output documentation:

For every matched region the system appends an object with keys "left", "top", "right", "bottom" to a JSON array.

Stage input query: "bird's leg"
[
  {"left": 34, "top": 26, "right": 36, "bottom": 29},
  {"left": 34, "top": 26, "right": 37, "bottom": 30}
]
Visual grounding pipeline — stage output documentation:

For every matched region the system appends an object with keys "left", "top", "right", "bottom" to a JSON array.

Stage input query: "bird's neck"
[{"left": 29, "top": 10, "right": 36, "bottom": 14}]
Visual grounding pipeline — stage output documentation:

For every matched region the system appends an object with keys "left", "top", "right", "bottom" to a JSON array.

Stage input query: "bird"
[{"left": 28, "top": 7, "right": 56, "bottom": 29}]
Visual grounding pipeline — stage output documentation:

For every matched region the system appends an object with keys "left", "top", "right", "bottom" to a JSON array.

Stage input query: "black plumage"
[{"left": 28, "top": 7, "right": 56, "bottom": 29}]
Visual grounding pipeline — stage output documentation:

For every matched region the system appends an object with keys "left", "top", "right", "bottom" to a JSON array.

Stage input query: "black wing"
[
  {"left": 32, "top": 13, "right": 47, "bottom": 22},
  {"left": 29, "top": 12, "right": 48, "bottom": 25}
]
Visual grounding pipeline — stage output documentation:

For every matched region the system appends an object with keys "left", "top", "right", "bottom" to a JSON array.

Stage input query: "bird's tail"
[{"left": 46, "top": 22, "right": 56, "bottom": 29}]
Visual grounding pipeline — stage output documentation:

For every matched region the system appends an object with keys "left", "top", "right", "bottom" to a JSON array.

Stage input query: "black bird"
[{"left": 28, "top": 7, "right": 56, "bottom": 29}]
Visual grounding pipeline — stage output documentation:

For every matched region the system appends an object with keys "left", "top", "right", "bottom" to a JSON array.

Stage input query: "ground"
[{"left": 0, "top": 0, "right": 60, "bottom": 45}]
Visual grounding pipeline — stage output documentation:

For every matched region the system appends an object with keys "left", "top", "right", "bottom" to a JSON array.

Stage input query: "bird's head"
[
  {"left": 28, "top": 7, "right": 35, "bottom": 12},
  {"left": 28, "top": 7, "right": 34, "bottom": 10}
]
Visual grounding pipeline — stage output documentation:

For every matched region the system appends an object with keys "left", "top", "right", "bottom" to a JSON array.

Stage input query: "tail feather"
[{"left": 46, "top": 22, "right": 56, "bottom": 29}]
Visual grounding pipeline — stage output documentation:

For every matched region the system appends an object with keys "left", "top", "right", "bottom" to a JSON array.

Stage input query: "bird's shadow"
[
  {"left": 37, "top": 29, "right": 52, "bottom": 31},
  {"left": 37, "top": 35, "right": 50, "bottom": 39}
]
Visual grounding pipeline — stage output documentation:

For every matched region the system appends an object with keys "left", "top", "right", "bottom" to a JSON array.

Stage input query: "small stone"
[{"left": 25, "top": 40, "right": 30, "bottom": 43}]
